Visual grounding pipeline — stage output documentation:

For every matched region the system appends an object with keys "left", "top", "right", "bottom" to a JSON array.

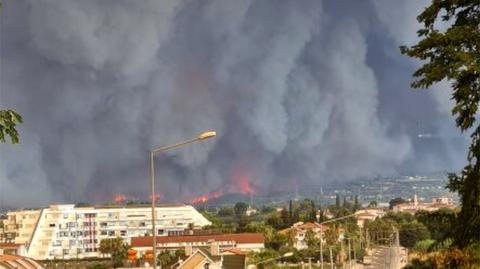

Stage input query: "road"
[{"left": 361, "top": 246, "right": 407, "bottom": 269}]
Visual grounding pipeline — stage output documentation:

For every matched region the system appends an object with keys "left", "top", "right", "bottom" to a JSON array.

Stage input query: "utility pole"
[
  {"left": 366, "top": 228, "right": 370, "bottom": 250},
  {"left": 347, "top": 239, "right": 351, "bottom": 269},
  {"left": 306, "top": 257, "right": 313, "bottom": 269},
  {"left": 329, "top": 247, "right": 333, "bottom": 269},
  {"left": 320, "top": 224, "right": 324, "bottom": 269},
  {"left": 353, "top": 238, "right": 356, "bottom": 262}
]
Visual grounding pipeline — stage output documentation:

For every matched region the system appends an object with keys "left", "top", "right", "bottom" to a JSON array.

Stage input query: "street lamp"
[
  {"left": 253, "top": 252, "right": 293, "bottom": 268},
  {"left": 150, "top": 131, "right": 216, "bottom": 268}
]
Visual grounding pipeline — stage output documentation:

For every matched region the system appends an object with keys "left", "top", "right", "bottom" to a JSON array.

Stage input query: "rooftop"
[{"left": 131, "top": 233, "right": 265, "bottom": 247}]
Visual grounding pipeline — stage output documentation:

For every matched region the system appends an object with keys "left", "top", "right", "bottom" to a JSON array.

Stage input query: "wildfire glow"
[
  {"left": 187, "top": 163, "right": 258, "bottom": 205},
  {"left": 114, "top": 194, "right": 126, "bottom": 203},
  {"left": 190, "top": 191, "right": 223, "bottom": 205},
  {"left": 235, "top": 175, "right": 256, "bottom": 195}
]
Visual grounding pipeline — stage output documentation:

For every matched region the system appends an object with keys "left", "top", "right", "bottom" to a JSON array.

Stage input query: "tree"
[
  {"left": 415, "top": 208, "right": 456, "bottom": 241},
  {"left": 305, "top": 229, "right": 319, "bottom": 249},
  {"left": 354, "top": 195, "right": 360, "bottom": 211},
  {"left": 0, "top": 110, "right": 23, "bottom": 144},
  {"left": 234, "top": 202, "right": 248, "bottom": 219},
  {"left": 280, "top": 207, "right": 290, "bottom": 227},
  {"left": 400, "top": 0, "right": 480, "bottom": 248},
  {"left": 265, "top": 231, "right": 288, "bottom": 251},
  {"left": 99, "top": 238, "right": 129, "bottom": 268},
  {"left": 389, "top": 197, "right": 406, "bottom": 210},
  {"left": 399, "top": 222, "right": 430, "bottom": 249},
  {"left": 157, "top": 251, "right": 174, "bottom": 268},
  {"left": 335, "top": 195, "right": 341, "bottom": 207},
  {"left": 218, "top": 207, "right": 234, "bottom": 217}
]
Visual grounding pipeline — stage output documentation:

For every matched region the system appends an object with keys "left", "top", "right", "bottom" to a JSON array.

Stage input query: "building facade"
[
  {"left": 279, "top": 222, "right": 329, "bottom": 250},
  {"left": 130, "top": 233, "right": 265, "bottom": 257},
  {"left": 2, "top": 204, "right": 211, "bottom": 260},
  {"left": 392, "top": 195, "right": 455, "bottom": 213}
]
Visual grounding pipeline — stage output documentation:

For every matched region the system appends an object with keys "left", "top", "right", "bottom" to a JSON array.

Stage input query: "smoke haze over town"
[{"left": 0, "top": 0, "right": 468, "bottom": 207}]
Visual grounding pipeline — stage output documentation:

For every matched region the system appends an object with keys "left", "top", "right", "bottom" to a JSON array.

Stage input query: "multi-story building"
[
  {"left": 2, "top": 204, "right": 211, "bottom": 260},
  {"left": 2, "top": 210, "right": 41, "bottom": 244}
]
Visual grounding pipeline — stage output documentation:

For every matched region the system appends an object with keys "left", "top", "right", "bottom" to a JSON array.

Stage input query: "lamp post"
[
  {"left": 254, "top": 252, "right": 293, "bottom": 268},
  {"left": 150, "top": 131, "right": 216, "bottom": 268}
]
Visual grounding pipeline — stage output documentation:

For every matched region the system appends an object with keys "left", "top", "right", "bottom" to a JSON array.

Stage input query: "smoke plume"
[{"left": 0, "top": 0, "right": 468, "bottom": 207}]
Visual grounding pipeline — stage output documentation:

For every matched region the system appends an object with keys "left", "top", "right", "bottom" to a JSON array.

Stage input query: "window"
[
  {"left": 49, "top": 223, "right": 56, "bottom": 228},
  {"left": 120, "top": 230, "right": 127, "bottom": 236},
  {"left": 108, "top": 231, "right": 115, "bottom": 236}
]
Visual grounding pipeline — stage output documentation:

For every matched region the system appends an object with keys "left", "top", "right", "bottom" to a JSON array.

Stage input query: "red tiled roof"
[
  {"left": 279, "top": 222, "right": 328, "bottom": 234},
  {"left": 131, "top": 233, "right": 264, "bottom": 247},
  {"left": 0, "top": 254, "right": 43, "bottom": 269},
  {"left": 0, "top": 243, "right": 22, "bottom": 249}
]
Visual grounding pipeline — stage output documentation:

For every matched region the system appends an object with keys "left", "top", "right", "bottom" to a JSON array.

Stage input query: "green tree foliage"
[
  {"left": 413, "top": 239, "right": 435, "bottom": 255},
  {"left": 234, "top": 202, "right": 248, "bottom": 219},
  {"left": 98, "top": 237, "right": 129, "bottom": 268},
  {"left": 415, "top": 209, "right": 456, "bottom": 241},
  {"left": 365, "top": 218, "right": 396, "bottom": 245},
  {"left": 298, "top": 199, "right": 317, "bottom": 222},
  {"left": 335, "top": 195, "right": 341, "bottom": 207},
  {"left": 246, "top": 249, "right": 279, "bottom": 268},
  {"left": 383, "top": 211, "right": 415, "bottom": 224},
  {"left": 400, "top": 0, "right": 480, "bottom": 248},
  {"left": 399, "top": 221, "right": 430, "bottom": 249},
  {"left": 266, "top": 212, "right": 285, "bottom": 230},
  {"left": 217, "top": 207, "right": 234, "bottom": 217},
  {"left": 0, "top": 110, "right": 23, "bottom": 144},
  {"left": 389, "top": 197, "right": 406, "bottom": 209},
  {"left": 354, "top": 195, "right": 360, "bottom": 211},
  {"left": 265, "top": 231, "right": 288, "bottom": 251},
  {"left": 305, "top": 229, "right": 319, "bottom": 249}
]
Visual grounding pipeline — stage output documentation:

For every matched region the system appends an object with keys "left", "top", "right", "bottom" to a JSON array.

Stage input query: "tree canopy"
[
  {"left": 0, "top": 109, "right": 22, "bottom": 144},
  {"left": 400, "top": 0, "right": 480, "bottom": 248}
]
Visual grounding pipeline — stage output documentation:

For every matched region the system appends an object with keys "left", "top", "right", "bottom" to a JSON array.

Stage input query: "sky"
[{"left": 0, "top": 0, "right": 469, "bottom": 207}]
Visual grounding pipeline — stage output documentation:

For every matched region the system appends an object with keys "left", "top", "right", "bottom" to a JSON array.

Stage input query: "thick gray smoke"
[{"left": 0, "top": 0, "right": 468, "bottom": 207}]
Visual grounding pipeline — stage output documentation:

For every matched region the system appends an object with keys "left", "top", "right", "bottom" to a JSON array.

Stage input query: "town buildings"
[
  {"left": 1, "top": 204, "right": 211, "bottom": 260},
  {"left": 170, "top": 245, "right": 246, "bottom": 269},
  {"left": 392, "top": 194, "right": 455, "bottom": 213},
  {"left": 354, "top": 208, "right": 387, "bottom": 228},
  {"left": 279, "top": 222, "right": 329, "bottom": 250},
  {"left": 130, "top": 233, "right": 264, "bottom": 257}
]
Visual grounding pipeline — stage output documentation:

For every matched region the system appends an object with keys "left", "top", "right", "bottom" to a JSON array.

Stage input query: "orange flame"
[
  {"left": 114, "top": 194, "right": 127, "bottom": 203},
  {"left": 236, "top": 175, "right": 256, "bottom": 195},
  {"left": 190, "top": 190, "right": 223, "bottom": 205}
]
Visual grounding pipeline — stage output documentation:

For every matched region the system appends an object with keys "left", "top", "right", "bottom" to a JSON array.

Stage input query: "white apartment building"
[{"left": 2, "top": 204, "right": 211, "bottom": 260}]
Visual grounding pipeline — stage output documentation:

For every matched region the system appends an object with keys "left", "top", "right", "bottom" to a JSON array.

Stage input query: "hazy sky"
[{"left": 0, "top": 0, "right": 468, "bottom": 207}]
